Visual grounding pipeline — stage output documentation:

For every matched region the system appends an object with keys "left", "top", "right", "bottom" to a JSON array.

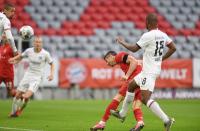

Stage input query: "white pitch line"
[{"left": 0, "top": 126, "right": 44, "bottom": 131}]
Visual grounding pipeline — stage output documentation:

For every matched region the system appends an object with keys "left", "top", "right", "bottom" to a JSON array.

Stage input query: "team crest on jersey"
[{"left": 39, "top": 56, "right": 43, "bottom": 60}]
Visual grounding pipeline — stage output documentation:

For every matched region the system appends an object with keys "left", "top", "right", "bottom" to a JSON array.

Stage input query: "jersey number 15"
[{"left": 154, "top": 40, "right": 164, "bottom": 57}]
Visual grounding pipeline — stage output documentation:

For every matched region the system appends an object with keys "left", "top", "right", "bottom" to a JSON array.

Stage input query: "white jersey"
[
  {"left": 0, "top": 12, "right": 11, "bottom": 41},
  {"left": 137, "top": 29, "right": 172, "bottom": 75},
  {"left": 22, "top": 48, "right": 53, "bottom": 76}
]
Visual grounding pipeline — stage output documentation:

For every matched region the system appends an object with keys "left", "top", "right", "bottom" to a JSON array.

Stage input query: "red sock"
[
  {"left": 102, "top": 99, "right": 120, "bottom": 122},
  {"left": 133, "top": 108, "right": 143, "bottom": 122}
]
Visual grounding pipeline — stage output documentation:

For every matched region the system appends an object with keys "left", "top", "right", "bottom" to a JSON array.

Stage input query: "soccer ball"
[{"left": 19, "top": 25, "right": 34, "bottom": 40}]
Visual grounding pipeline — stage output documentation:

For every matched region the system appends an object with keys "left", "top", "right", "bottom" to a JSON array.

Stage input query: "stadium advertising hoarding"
[
  {"left": 156, "top": 59, "right": 193, "bottom": 88},
  {"left": 59, "top": 59, "right": 193, "bottom": 88},
  {"left": 59, "top": 58, "right": 124, "bottom": 88}
]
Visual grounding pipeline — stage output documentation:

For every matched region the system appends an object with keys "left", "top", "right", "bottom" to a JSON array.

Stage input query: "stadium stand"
[{"left": 1, "top": 0, "right": 200, "bottom": 59}]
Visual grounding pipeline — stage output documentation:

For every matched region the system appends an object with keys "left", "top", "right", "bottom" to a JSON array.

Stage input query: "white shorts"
[
  {"left": 18, "top": 72, "right": 42, "bottom": 93},
  {"left": 134, "top": 72, "right": 158, "bottom": 92}
]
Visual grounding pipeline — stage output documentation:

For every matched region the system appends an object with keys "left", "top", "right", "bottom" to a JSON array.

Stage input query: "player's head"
[
  {"left": 3, "top": 3, "right": 15, "bottom": 19},
  {"left": 104, "top": 51, "right": 117, "bottom": 67},
  {"left": 33, "top": 36, "right": 43, "bottom": 51},
  {"left": 146, "top": 13, "right": 158, "bottom": 31}
]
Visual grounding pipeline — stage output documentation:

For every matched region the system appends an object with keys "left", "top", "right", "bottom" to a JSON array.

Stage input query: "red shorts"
[
  {"left": 0, "top": 77, "right": 14, "bottom": 90},
  {"left": 118, "top": 81, "right": 141, "bottom": 101}
]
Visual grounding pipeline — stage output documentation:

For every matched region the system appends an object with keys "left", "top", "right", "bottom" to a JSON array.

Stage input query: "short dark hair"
[
  {"left": 4, "top": 3, "right": 15, "bottom": 11},
  {"left": 146, "top": 13, "right": 157, "bottom": 26},
  {"left": 103, "top": 51, "right": 117, "bottom": 59}
]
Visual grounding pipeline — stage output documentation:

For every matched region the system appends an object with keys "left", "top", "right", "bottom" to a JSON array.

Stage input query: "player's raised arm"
[
  {"left": 116, "top": 36, "right": 141, "bottom": 52},
  {"left": 122, "top": 55, "right": 138, "bottom": 80},
  {"left": 162, "top": 42, "right": 176, "bottom": 61}
]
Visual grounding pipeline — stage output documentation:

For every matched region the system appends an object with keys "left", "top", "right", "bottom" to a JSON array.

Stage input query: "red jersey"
[
  {"left": 115, "top": 52, "right": 142, "bottom": 80},
  {"left": 0, "top": 43, "right": 14, "bottom": 78}
]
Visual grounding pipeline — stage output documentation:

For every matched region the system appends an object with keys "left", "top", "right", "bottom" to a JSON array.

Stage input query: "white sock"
[
  {"left": 11, "top": 97, "right": 18, "bottom": 114},
  {"left": 17, "top": 99, "right": 23, "bottom": 108},
  {"left": 147, "top": 99, "right": 169, "bottom": 123},
  {"left": 119, "top": 91, "right": 135, "bottom": 117},
  {"left": 99, "top": 120, "right": 105, "bottom": 125}
]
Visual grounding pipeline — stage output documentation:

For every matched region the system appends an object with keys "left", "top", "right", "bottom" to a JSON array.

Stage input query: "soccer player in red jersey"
[
  {"left": 0, "top": 33, "right": 16, "bottom": 97},
  {"left": 90, "top": 51, "right": 144, "bottom": 131}
]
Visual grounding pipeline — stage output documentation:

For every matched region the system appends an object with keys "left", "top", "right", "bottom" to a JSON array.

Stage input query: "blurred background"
[{"left": 0, "top": 0, "right": 200, "bottom": 100}]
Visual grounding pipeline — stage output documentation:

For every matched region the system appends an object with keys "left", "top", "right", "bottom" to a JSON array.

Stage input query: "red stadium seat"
[
  {"left": 103, "top": 13, "right": 116, "bottom": 22},
  {"left": 81, "top": 28, "right": 94, "bottom": 36},
  {"left": 0, "top": 0, "right": 5, "bottom": 5},
  {"left": 73, "top": 22, "right": 86, "bottom": 30},
  {"left": 101, "top": 0, "right": 113, "bottom": 6},
  {"left": 6, "top": 0, "right": 17, "bottom": 4},
  {"left": 108, "top": 6, "right": 120, "bottom": 14},
  {"left": 91, "top": 13, "right": 103, "bottom": 21},
  {"left": 135, "top": 22, "right": 146, "bottom": 29},
  {"left": 192, "top": 30, "right": 200, "bottom": 36},
  {"left": 139, "top": 13, "right": 147, "bottom": 21},
  {"left": 127, "top": 14, "right": 140, "bottom": 21},
  {"left": 136, "top": 0, "right": 148, "bottom": 6},
  {"left": 196, "top": 21, "right": 200, "bottom": 29},
  {"left": 68, "top": 28, "right": 81, "bottom": 35},
  {"left": 57, "top": 29, "right": 69, "bottom": 36},
  {"left": 115, "top": 13, "right": 128, "bottom": 21},
  {"left": 113, "top": 0, "right": 125, "bottom": 6},
  {"left": 95, "top": 6, "right": 108, "bottom": 14},
  {"left": 80, "top": 14, "right": 92, "bottom": 21},
  {"left": 166, "top": 29, "right": 178, "bottom": 36},
  {"left": 15, "top": 6, "right": 24, "bottom": 13},
  {"left": 17, "top": 0, "right": 29, "bottom": 6},
  {"left": 90, "top": 0, "right": 101, "bottom": 6},
  {"left": 44, "top": 28, "right": 56, "bottom": 36},
  {"left": 24, "top": 21, "right": 37, "bottom": 29},
  {"left": 12, "top": 21, "right": 23, "bottom": 29},
  {"left": 159, "top": 21, "right": 171, "bottom": 29},
  {"left": 179, "top": 29, "right": 192, "bottom": 36},
  {"left": 144, "top": 7, "right": 156, "bottom": 13},
  {"left": 132, "top": 7, "right": 145, "bottom": 14},
  {"left": 124, "top": 0, "right": 136, "bottom": 6},
  {"left": 85, "top": 21, "right": 97, "bottom": 28},
  {"left": 62, "top": 22, "right": 74, "bottom": 29},
  {"left": 18, "top": 12, "right": 31, "bottom": 21},
  {"left": 34, "top": 28, "right": 44, "bottom": 35},
  {"left": 120, "top": 6, "right": 132, "bottom": 14},
  {"left": 85, "top": 7, "right": 96, "bottom": 14},
  {"left": 97, "top": 21, "right": 110, "bottom": 29}
]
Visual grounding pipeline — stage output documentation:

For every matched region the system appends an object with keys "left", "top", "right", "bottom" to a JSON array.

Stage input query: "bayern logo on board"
[{"left": 65, "top": 62, "right": 87, "bottom": 84}]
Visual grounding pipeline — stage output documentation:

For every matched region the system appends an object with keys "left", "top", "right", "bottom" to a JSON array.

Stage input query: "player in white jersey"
[
  {"left": 110, "top": 13, "right": 176, "bottom": 131},
  {"left": 0, "top": 3, "right": 17, "bottom": 54},
  {"left": 8, "top": 36, "right": 54, "bottom": 117}
]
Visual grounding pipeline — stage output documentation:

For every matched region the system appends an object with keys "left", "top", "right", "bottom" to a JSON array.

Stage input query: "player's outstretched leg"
[
  {"left": 164, "top": 118, "right": 175, "bottom": 131},
  {"left": 90, "top": 99, "right": 120, "bottom": 131},
  {"left": 110, "top": 110, "right": 126, "bottom": 123}
]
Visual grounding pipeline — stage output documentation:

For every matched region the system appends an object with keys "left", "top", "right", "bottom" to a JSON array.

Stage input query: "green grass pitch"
[{"left": 0, "top": 99, "right": 200, "bottom": 131}]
